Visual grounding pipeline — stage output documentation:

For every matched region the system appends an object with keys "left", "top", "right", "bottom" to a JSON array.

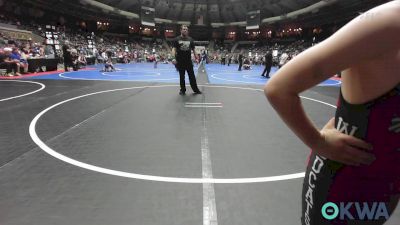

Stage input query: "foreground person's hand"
[{"left": 314, "top": 118, "right": 376, "bottom": 166}]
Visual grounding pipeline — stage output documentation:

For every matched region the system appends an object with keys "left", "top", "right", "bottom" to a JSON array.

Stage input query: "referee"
[{"left": 172, "top": 25, "right": 202, "bottom": 95}]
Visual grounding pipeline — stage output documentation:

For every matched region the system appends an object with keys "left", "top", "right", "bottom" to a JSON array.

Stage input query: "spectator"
[{"left": 0, "top": 48, "right": 20, "bottom": 76}]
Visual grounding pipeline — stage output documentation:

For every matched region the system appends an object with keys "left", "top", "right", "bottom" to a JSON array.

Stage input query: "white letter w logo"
[
  {"left": 337, "top": 117, "right": 358, "bottom": 136},
  {"left": 389, "top": 116, "right": 400, "bottom": 133}
]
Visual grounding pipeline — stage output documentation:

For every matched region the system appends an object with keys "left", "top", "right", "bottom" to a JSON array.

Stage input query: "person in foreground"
[{"left": 264, "top": 1, "right": 400, "bottom": 225}]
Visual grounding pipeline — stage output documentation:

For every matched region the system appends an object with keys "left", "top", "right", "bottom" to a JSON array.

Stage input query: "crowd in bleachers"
[
  {"left": 0, "top": 10, "right": 329, "bottom": 76},
  {"left": 205, "top": 39, "right": 310, "bottom": 69},
  {"left": 0, "top": 31, "right": 51, "bottom": 76}
]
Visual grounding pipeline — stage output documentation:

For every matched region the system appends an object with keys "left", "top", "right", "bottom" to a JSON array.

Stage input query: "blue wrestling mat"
[
  {"left": 205, "top": 63, "right": 341, "bottom": 86},
  {"left": 24, "top": 63, "right": 192, "bottom": 83},
  {"left": 19, "top": 63, "right": 340, "bottom": 86}
]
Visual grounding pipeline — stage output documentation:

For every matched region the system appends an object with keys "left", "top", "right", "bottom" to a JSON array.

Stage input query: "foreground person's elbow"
[{"left": 264, "top": 81, "right": 280, "bottom": 103}]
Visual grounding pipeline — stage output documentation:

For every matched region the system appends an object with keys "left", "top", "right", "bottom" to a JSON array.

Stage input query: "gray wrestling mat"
[{"left": 0, "top": 70, "right": 398, "bottom": 225}]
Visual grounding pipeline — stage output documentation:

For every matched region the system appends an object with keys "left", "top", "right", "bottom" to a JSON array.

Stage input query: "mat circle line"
[
  {"left": 0, "top": 80, "right": 45, "bottom": 102},
  {"left": 210, "top": 73, "right": 341, "bottom": 86},
  {"left": 29, "top": 84, "right": 336, "bottom": 183},
  {"left": 59, "top": 72, "right": 178, "bottom": 81},
  {"left": 102, "top": 71, "right": 161, "bottom": 77}
]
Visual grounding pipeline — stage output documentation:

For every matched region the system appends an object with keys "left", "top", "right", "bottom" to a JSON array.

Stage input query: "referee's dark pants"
[
  {"left": 177, "top": 63, "right": 200, "bottom": 93},
  {"left": 64, "top": 58, "right": 73, "bottom": 72},
  {"left": 261, "top": 64, "right": 272, "bottom": 77},
  {"left": 238, "top": 61, "right": 243, "bottom": 71}
]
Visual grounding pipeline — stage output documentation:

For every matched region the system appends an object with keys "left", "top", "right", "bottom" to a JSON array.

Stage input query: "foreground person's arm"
[{"left": 264, "top": 3, "right": 400, "bottom": 166}]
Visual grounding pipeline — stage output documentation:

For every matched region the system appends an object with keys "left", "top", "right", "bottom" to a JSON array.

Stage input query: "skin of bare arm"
[
  {"left": 171, "top": 47, "right": 177, "bottom": 64},
  {"left": 193, "top": 49, "right": 198, "bottom": 62},
  {"left": 264, "top": 2, "right": 400, "bottom": 166}
]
